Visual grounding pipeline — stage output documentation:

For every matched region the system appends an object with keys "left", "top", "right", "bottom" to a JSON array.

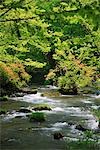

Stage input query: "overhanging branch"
[
  {"left": 0, "top": 8, "right": 12, "bottom": 17},
  {"left": 0, "top": 16, "right": 35, "bottom": 22}
]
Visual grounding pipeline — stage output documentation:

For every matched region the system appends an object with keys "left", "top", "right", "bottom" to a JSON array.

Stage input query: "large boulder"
[
  {"left": 0, "top": 109, "right": 6, "bottom": 115},
  {"left": 0, "top": 96, "right": 9, "bottom": 101},
  {"left": 33, "top": 104, "right": 52, "bottom": 111}
]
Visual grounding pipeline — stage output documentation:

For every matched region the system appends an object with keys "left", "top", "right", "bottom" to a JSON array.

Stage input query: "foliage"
[
  {"left": 0, "top": 0, "right": 100, "bottom": 94},
  {"left": 0, "top": 96, "right": 8, "bottom": 101},
  {"left": 92, "top": 109, "right": 100, "bottom": 120},
  {"left": 66, "top": 140, "right": 100, "bottom": 150},
  {"left": 0, "top": 61, "right": 30, "bottom": 89},
  {"left": 29, "top": 112, "right": 46, "bottom": 122},
  {"left": 42, "top": 0, "right": 100, "bottom": 92}
]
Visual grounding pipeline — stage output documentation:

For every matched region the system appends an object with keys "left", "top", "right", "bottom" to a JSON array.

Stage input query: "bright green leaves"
[
  {"left": 24, "top": 59, "right": 46, "bottom": 68},
  {"left": 55, "top": 53, "right": 96, "bottom": 90},
  {"left": 8, "top": 45, "right": 29, "bottom": 52},
  {"left": 0, "top": 0, "right": 99, "bottom": 92}
]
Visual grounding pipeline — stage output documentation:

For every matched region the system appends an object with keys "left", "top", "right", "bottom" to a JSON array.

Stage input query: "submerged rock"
[{"left": 53, "top": 132, "right": 64, "bottom": 140}]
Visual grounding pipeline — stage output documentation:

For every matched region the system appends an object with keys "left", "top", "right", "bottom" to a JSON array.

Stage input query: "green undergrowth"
[
  {"left": 66, "top": 140, "right": 100, "bottom": 150},
  {"left": 29, "top": 112, "right": 46, "bottom": 122}
]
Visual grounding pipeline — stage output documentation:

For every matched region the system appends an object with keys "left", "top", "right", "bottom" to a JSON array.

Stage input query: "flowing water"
[{"left": 0, "top": 86, "right": 100, "bottom": 150}]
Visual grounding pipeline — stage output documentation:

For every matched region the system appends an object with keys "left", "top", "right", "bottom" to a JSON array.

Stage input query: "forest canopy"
[{"left": 0, "top": 0, "right": 100, "bottom": 95}]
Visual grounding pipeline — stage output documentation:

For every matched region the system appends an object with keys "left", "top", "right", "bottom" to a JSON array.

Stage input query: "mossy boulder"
[
  {"left": 42, "top": 91, "right": 61, "bottom": 97},
  {"left": 29, "top": 112, "right": 46, "bottom": 122},
  {"left": 0, "top": 96, "right": 9, "bottom": 101},
  {"left": 0, "top": 109, "right": 6, "bottom": 115},
  {"left": 33, "top": 104, "right": 52, "bottom": 111}
]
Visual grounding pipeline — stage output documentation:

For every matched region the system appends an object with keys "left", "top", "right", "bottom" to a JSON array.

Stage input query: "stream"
[{"left": 0, "top": 86, "right": 100, "bottom": 150}]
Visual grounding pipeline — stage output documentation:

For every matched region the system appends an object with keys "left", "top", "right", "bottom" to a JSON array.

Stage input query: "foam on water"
[
  {"left": 82, "top": 100, "right": 93, "bottom": 104},
  {"left": 11, "top": 92, "right": 59, "bottom": 106},
  {"left": 90, "top": 94, "right": 100, "bottom": 99},
  {"left": 41, "top": 127, "right": 61, "bottom": 131},
  {"left": 52, "top": 122, "right": 68, "bottom": 127},
  {"left": 52, "top": 107, "right": 65, "bottom": 112},
  {"left": 87, "top": 119, "right": 99, "bottom": 129},
  {"left": 91, "top": 105, "right": 100, "bottom": 109},
  {"left": 38, "top": 85, "right": 59, "bottom": 90},
  {"left": 3, "top": 112, "right": 27, "bottom": 121}
]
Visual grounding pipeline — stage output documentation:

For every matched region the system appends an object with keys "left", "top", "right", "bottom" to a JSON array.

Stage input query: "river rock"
[
  {"left": 0, "top": 110, "right": 6, "bottom": 115},
  {"left": 15, "top": 93, "right": 25, "bottom": 97},
  {"left": 15, "top": 116, "right": 23, "bottom": 119},
  {"left": 68, "top": 122, "right": 75, "bottom": 126},
  {"left": 33, "top": 105, "right": 52, "bottom": 111},
  {"left": 53, "top": 132, "right": 64, "bottom": 140},
  {"left": 20, "top": 88, "right": 37, "bottom": 94},
  {"left": 17, "top": 108, "right": 32, "bottom": 113},
  {"left": 59, "top": 88, "right": 77, "bottom": 95},
  {"left": 41, "top": 91, "right": 61, "bottom": 97},
  {"left": 75, "top": 124, "right": 87, "bottom": 132},
  {"left": 0, "top": 96, "right": 9, "bottom": 101}
]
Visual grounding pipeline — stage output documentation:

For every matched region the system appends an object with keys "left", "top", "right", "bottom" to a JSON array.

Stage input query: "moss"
[
  {"left": 29, "top": 112, "right": 46, "bottom": 122},
  {"left": 33, "top": 104, "right": 52, "bottom": 111},
  {"left": 42, "top": 91, "right": 61, "bottom": 97},
  {"left": 66, "top": 140, "right": 100, "bottom": 150},
  {"left": 0, "top": 108, "right": 6, "bottom": 115},
  {"left": 0, "top": 96, "right": 9, "bottom": 101}
]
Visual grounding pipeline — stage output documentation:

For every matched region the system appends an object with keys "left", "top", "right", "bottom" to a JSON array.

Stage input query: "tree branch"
[
  {"left": 0, "top": 16, "right": 35, "bottom": 22},
  {"left": 0, "top": 8, "right": 12, "bottom": 17}
]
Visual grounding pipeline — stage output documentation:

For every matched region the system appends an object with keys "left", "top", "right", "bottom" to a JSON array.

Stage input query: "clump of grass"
[
  {"left": 29, "top": 112, "right": 46, "bottom": 122},
  {"left": 66, "top": 140, "right": 100, "bottom": 150},
  {"left": 93, "top": 109, "right": 100, "bottom": 119}
]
